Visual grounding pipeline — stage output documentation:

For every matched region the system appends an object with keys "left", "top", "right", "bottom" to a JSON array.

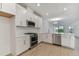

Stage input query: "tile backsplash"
[{"left": 16, "top": 27, "right": 39, "bottom": 36}]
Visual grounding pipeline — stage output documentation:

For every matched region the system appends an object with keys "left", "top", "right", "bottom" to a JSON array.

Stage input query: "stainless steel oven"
[{"left": 24, "top": 33, "right": 38, "bottom": 48}]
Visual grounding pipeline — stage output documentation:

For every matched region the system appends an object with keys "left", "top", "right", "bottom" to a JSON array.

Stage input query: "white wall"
[
  {"left": 0, "top": 16, "right": 11, "bottom": 55},
  {"left": 48, "top": 23, "right": 53, "bottom": 33},
  {"left": 63, "top": 20, "right": 79, "bottom": 37},
  {"left": 38, "top": 18, "right": 53, "bottom": 43},
  {"left": 42, "top": 18, "right": 49, "bottom": 33}
]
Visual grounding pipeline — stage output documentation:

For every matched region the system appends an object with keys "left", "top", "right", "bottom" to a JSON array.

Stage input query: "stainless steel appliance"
[
  {"left": 24, "top": 33, "right": 38, "bottom": 48},
  {"left": 52, "top": 34, "right": 61, "bottom": 46},
  {"left": 26, "top": 21, "right": 35, "bottom": 27}
]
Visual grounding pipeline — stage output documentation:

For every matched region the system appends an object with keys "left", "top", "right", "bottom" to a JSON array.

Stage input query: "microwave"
[{"left": 27, "top": 21, "right": 35, "bottom": 27}]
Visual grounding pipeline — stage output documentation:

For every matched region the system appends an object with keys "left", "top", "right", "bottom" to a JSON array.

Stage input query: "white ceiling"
[
  {"left": 26, "top": 3, "right": 68, "bottom": 18},
  {"left": 21, "top": 3, "right": 79, "bottom": 25}
]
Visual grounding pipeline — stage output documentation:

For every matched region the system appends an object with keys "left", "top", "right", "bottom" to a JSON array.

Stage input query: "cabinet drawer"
[{"left": 16, "top": 37, "right": 25, "bottom": 55}]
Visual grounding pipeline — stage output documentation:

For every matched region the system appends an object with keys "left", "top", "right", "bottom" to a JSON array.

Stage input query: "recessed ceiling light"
[
  {"left": 64, "top": 8, "right": 67, "bottom": 11},
  {"left": 69, "top": 26, "right": 72, "bottom": 29},
  {"left": 46, "top": 13, "right": 48, "bottom": 15},
  {"left": 37, "top": 3, "right": 40, "bottom": 6}
]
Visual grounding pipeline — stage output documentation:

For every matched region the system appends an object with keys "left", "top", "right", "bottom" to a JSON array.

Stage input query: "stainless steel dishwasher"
[{"left": 52, "top": 34, "right": 61, "bottom": 46}]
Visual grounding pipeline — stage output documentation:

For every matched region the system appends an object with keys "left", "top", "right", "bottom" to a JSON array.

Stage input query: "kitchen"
[{"left": 0, "top": 3, "right": 78, "bottom": 56}]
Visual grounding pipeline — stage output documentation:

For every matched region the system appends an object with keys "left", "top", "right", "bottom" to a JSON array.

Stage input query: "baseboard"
[
  {"left": 17, "top": 48, "right": 30, "bottom": 56},
  {"left": 39, "top": 41, "right": 53, "bottom": 46},
  {"left": 53, "top": 44, "right": 61, "bottom": 46},
  {"left": 39, "top": 41, "right": 74, "bottom": 50},
  {"left": 61, "top": 46, "right": 74, "bottom": 50}
]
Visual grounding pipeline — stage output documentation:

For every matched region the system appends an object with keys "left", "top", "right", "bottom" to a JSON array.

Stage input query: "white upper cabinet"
[
  {"left": 15, "top": 5, "right": 20, "bottom": 26},
  {"left": 15, "top": 5, "right": 42, "bottom": 28},
  {"left": 0, "top": 3, "right": 16, "bottom": 18},
  {"left": 33, "top": 14, "right": 42, "bottom": 28},
  {"left": 15, "top": 4, "right": 27, "bottom": 26},
  {"left": 26, "top": 9, "right": 42, "bottom": 28},
  {"left": 26, "top": 8, "right": 34, "bottom": 22},
  {"left": 36, "top": 17, "right": 42, "bottom": 28}
]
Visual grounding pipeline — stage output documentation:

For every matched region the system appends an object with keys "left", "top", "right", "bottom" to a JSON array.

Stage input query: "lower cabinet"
[
  {"left": 61, "top": 34, "right": 75, "bottom": 49},
  {"left": 38, "top": 33, "right": 52, "bottom": 43},
  {"left": 61, "top": 36, "right": 71, "bottom": 48},
  {"left": 15, "top": 35, "right": 30, "bottom": 55},
  {"left": 24, "top": 36, "right": 30, "bottom": 51},
  {"left": 47, "top": 34, "right": 53, "bottom": 43}
]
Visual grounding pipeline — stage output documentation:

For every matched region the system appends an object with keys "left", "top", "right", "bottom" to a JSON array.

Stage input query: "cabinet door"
[
  {"left": 0, "top": 3, "right": 2, "bottom": 9},
  {"left": 35, "top": 22, "right": 38, "bottom": 27},
  {"left": 47, "top": 34, "right": 52, "bottom": 43},
  {"left": 16, "top": 4, "right": 26, "bottom": 26},
  {"left": 24, "top": 36, "right": 30, "bottom": 51},
  {"left": 61, "top": 35, "right": 71, "bottom": 48},
  {"left": 34, "top": 16, "right": 42, "bottom": 28},
  {"left": 15, "top": 5, "right": 21, "bottom": 26},
  {"left": 34, "top": 18, "right": 39, "bottom": 28},
  {"left": 1, "top": 3, "right": 16, "bottom": 15},
  {"left": 37, "top": 17, "right": 42, "bottom": 28},
  {"left": 61, "top": 37, "right": 71, "bottom": 48},
  {"left": 21, "top": 15, "right": 26, "bottom": 26},
  {"left": 16, "top": 37, "right": 25, "bottom": 55},
  {"left": 20, "top": 7, "right": 27, "bottom": 26},
  {"left": 70, "top": 36, "right": 75, "bottom": 48}
]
